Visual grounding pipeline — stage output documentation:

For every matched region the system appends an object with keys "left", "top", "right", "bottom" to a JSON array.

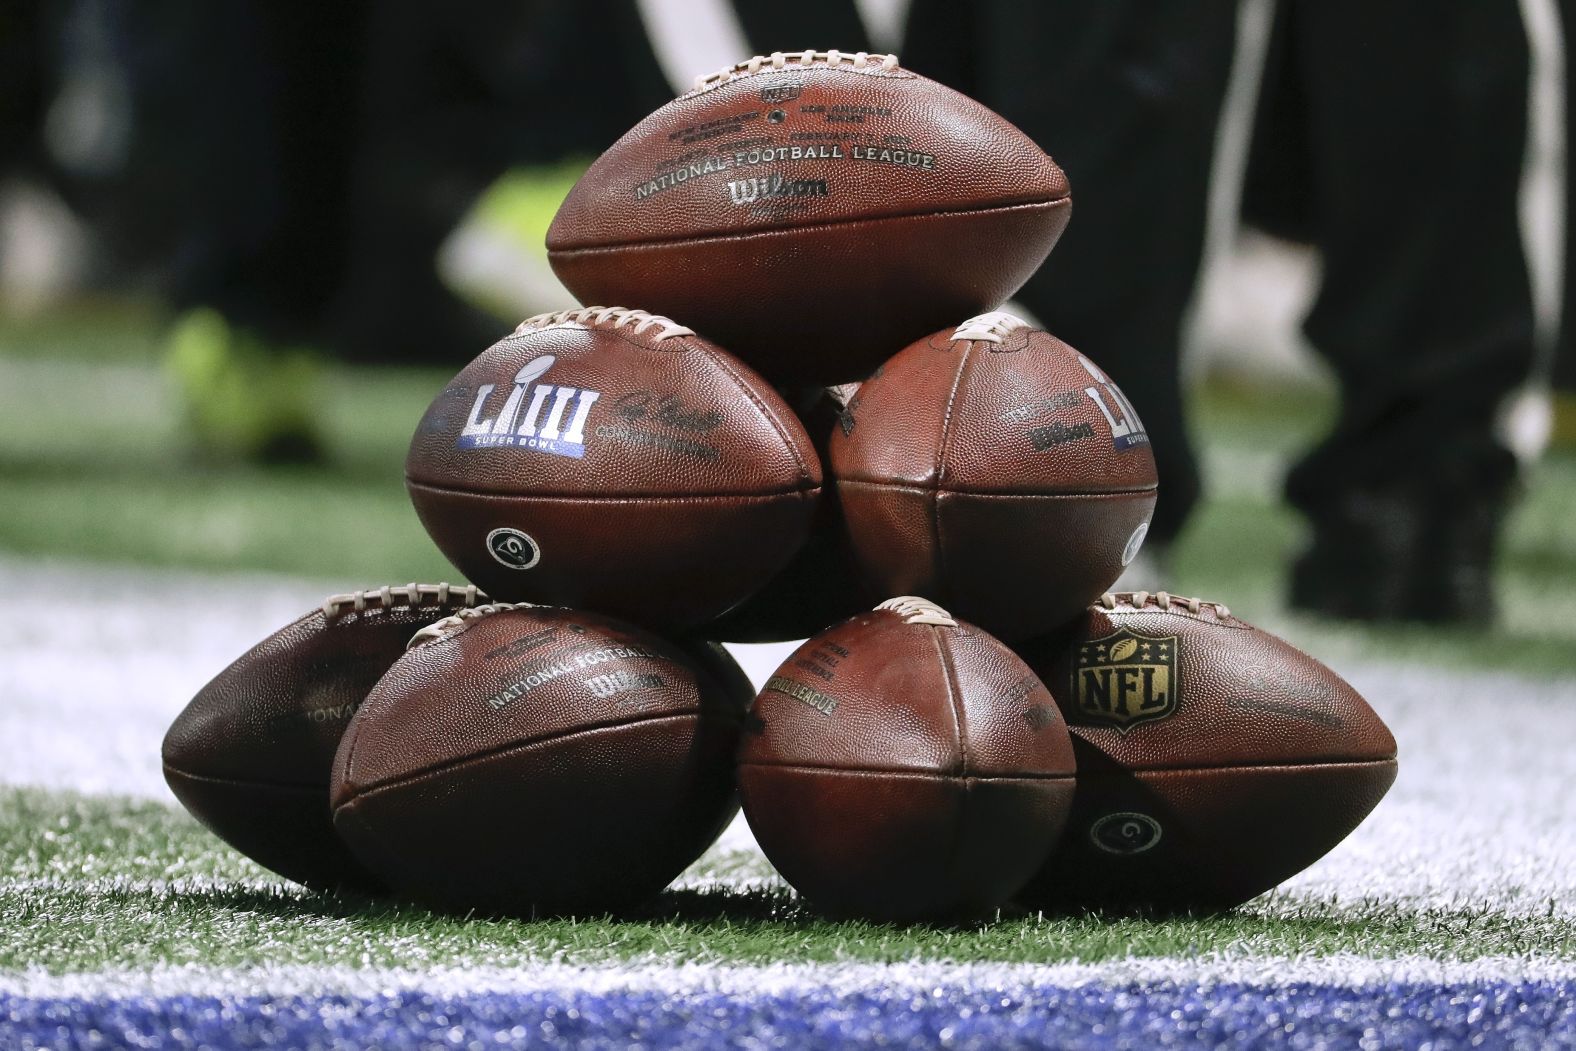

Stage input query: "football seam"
[
  {"left": 932, "top": 342, "right": 973, "bottom": 587},
  {"left": 931, "top": 629, "right": 971, "bottom": 776},
  {"left": 687, "top": 340, "right": 820, "bottom": 489},
  {"left": 1068, "top": 756, "right": 1399, "bottom": 774},
  {"left": 930, "top": 626, "right": 975, "bottom": 894},
  {"left": 548, "top": 197, "right": 1071, "bottom": 255},
  {"left": 335, "top": 710, "right": 702, "bottom": 804},
  {"left": 332, "top": 797, "right": 404, "bottom": 889},
  {"left": 737, "top": 760, "right": 1075, "bottom": 782},
  {"left": 163, "top": 763, "right": 325, "bottom": 794},
  {"left": 835, "top": 478, "right": 1159, "bottom": 498},
  {"left": 405, "top": 478, "right": 823, "bottom": 502}
]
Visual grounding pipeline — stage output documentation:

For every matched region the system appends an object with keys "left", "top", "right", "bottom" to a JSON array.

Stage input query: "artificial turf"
[{"left": 3, "top": 787, "right": 1574, "bottom": 975}]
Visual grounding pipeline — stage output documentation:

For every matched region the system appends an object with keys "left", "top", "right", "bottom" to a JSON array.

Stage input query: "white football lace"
[
  {"left": 513, "top": 307, "right": 694, "bottom": 343},
  {"left": 825, "top": 382, "right": 860, "bottom": 408},
  {"left": 1100, "top": 591, "right": 1230, "bottom": 618},
  {"left": 693, "top": 50, "right": 901, "bottom": 90},
  {"left": 407, "top": 602, "right": 530, "bottom": 650},
  {"left": 320, "top": 583, "right": 487, "bottom": 620},
  {"left": 951, "top": 311, "right": 1030, "bottom": 343},
  {"left": 876, "top": 596, "right": 958, "bottom": 627}
]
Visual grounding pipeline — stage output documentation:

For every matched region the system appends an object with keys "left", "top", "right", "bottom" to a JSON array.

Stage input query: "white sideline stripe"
[
  {"left": 4, "top": 956, "right": 1576, "bottom": 1001},
  {"left": 0, "top": 871, "right": 781, "bottom": 896}
]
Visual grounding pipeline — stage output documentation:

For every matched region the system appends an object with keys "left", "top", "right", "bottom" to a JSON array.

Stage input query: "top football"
[{"left": 547, "top": 50, "right": 1071, "bottom": 384}]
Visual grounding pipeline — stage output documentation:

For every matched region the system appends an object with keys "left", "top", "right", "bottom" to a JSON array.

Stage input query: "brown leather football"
[
  {"left": 830, "top": 312, "right": 1159, "bottom": 641},
  {"left": 1014, "top": 591, "right": 1399, "bottom": 912},
  {"left": 546, "top": 51, "right": 1071, "bottom": 384},
  {"left": 705, "top": 385, "right": 872, "bottom": 642},
  {"left": 737, "top": 597, "right": 1077, "bottom": 921},
  {"left": 405, "top": 307, "right": 822, "bottom": 630},
  {"left": 329, "top": 603, "right": 746, "bottom": 916},
  {"left": 161, "top": 583, "right": 487, "bottom": 891}
]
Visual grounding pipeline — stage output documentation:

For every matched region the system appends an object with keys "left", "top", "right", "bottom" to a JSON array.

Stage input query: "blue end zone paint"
[{"left": 4, "top": 982, "right": 1575, "bottom": 1050}]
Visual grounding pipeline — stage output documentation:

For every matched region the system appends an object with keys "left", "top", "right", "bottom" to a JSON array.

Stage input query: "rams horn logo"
[
  {"left": 1071, "top": 627, "right": 1178, "bottom": 732},
  {"left": 1089, "top": 812, "right": 1163, "bottom": 855},
  {"left": 486, "top": 528, "right": 540, "bottom": 570}
]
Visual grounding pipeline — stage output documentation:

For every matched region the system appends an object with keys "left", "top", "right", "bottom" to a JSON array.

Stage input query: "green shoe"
[{"left": 164, "top": 308, "right": 325, "bottom": 464}]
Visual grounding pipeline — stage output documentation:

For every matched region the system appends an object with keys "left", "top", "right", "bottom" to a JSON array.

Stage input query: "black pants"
[
  {"left": 39, "top": 0, "right": 671, "bottom": 362},
  {"left": 904, "top": 0, "right": 1236, "bottom": 546},
  {"left": 1256, "top": 0, "right": 1534, "bottom": 516},
  {"left": 905, "top": 0, "right": 1534, "bottom": 543},
  {"left": 1556, "top": 0, "right": 1576, "bottom": 394}
]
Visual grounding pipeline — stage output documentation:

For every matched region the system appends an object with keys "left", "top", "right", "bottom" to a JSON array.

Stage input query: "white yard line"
[{"left": 3, "top": 955, "right": 1576, "bottom": 1001}]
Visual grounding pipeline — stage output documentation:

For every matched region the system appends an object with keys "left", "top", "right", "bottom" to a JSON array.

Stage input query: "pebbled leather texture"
[
  {"left": 831, "top": 321, "right": 1159, "bottom": 640},
  {"left": 161, "top": 584, "right": 487, "bottom": 892},
  {"left": 547, "top": 56, "right": 1071, "bottom": 384},
  {"left": 329, "top": 605, "right": 745, "bottom": 916},
  {"left": 738, "top": 602, "right": 1076, "bottom": 921},
  {"left": 704, "top": 385, "right": 874, "bottom": 642},
  {"left": 1013, "top": 592, "right": 1398, "bottom": 911},
  {"left": 406, "top": 314, "right": 822, "bottom": 630}
]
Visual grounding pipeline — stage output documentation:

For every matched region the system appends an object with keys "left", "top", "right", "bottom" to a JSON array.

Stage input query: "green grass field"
[{"left": 6, "top": 786, "right": 1572, "bottom": 976}]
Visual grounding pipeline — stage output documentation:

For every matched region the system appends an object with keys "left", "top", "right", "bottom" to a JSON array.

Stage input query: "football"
[
  {"left": 831, "top": 312, "right": 1159, "bottom": 640},
  {"left": 405, "top": 306, "right": 822, "bottom": 630},
  {"left": 737, "top": 597, "right": 1077, "bottom": 921},
  {"left": 546, "top": 51, "right": 1071, "bottom": 384},
  {"left": 1014, "top": 591, "right": 1398, "bottom": 912},
  {"left": 161, "top": 583, "right": 487, "bottom": 891},
  {"left": 329, "top": 603, "right": 746, "bottom": 916},
  {"left": 705, "top": 384, "right": 871, "bottom": 642}
]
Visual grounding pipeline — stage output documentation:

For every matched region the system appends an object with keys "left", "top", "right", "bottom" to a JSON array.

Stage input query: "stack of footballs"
[{"left": 164, "top": 52, "right": 1396, "bottom": 922}]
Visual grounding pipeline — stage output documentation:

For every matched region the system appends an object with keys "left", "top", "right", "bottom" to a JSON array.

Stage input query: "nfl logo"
[
  {"left": 1071, "top": 627, "right": 1179, "bottom": 732},
  {"left": 760, "top": 81, "right": 803, "bottom": 105}
]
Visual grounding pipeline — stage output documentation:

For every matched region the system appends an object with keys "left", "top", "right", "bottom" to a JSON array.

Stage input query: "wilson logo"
[
  {"left": 584, "top": 670, "right": 664, "bottom": 700},
  {"left": 727, "top": 174, "right": 828, "bottom": 206},
  {"left": 1029, "top": 420, "right": 1096, "bottom": 451},
  {"left": 458, "top": 354, "right": 601, "bottom": 458}
]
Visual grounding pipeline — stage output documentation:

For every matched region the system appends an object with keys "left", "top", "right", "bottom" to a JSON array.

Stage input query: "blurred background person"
[
  {"left": 12, "top": 1, "right": 672, "bottom": 461},
  {"left": 0, "top": 0, "right": 1559, "bottom": 627},
  {"left": 904, "top": 0, "right": 1536, "bottom": 625}
]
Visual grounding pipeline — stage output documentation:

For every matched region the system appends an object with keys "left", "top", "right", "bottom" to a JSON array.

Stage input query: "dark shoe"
[{"left": 1289, "top": 491, "right": 1500, "bottom": 626}]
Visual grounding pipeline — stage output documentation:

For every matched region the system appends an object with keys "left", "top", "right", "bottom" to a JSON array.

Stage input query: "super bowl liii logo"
[
  {"left": 1072, "top": 628, "right": 1178, "bottom": 732},
  {"left": 1077, "top": 353, "right": 1149, "bottom": 451},
  {"left": 458, "top": 354, "right": 601, "bottom": 459}
]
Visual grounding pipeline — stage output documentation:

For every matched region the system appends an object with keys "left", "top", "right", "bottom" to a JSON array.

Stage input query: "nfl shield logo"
[{"left": 1071, "top": 627, "right": 1179, "bottom": 732}]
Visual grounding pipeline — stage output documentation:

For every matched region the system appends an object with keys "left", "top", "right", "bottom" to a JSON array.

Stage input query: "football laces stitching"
[
  {"left": 693, "top": 50, "right": 901, "bottom": 90},
  {"left": 876, "top": 596, "right": 958, "bottom": 627},
  {"left": 1100, "top": 591, "right": 1230, "bottom": 618},
  {"left": 951, "top": 311, "right": 1030, "bottom": 344},
  {"left": 320, "top": 583, "right": 487, "bottom": 620},
  {"left": 406, "top": 602, "right": 532, "bottom": 650},
  {"left": 513, "top": 307, "right": 694, "bottom": 343}
]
